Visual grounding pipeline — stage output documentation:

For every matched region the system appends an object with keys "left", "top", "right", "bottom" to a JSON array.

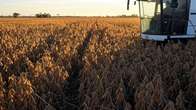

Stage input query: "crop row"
[{"left": 0, "top": 18, "right": 196, "bottom": 110}]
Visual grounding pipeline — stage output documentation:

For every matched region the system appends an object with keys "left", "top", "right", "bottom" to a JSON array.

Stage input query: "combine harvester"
[{"left": 127, "top": 0, "right": 196, "bottom": 41}]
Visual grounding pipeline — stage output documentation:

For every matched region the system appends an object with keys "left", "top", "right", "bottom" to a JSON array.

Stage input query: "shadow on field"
[
  {"left": 107, "top": 41, "right": 196, "bottom": 110},
  {"left": 79, "top": 38, "right": 196, "bottom": 110}
]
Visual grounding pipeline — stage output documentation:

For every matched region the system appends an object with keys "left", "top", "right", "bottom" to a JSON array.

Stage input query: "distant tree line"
[
  {"left": 119, "top": 14, "right": 138, "bottom": 17},
  {"left": 35, "top": 13, "right": 51, "bottom": 18},
  {"left": 9, "top": 12, "right": 138, "bottom": 18},
  {"left": 13, "top": 12, "right": 20, "bottom": 18},
  {"left": 11, "top": 12, "right": 52, "bottom": 18}
]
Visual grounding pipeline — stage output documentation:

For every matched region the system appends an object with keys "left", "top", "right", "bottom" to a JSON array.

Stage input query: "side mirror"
[{"left": 134, "top": 1, "right": 137, "bottom": 5}]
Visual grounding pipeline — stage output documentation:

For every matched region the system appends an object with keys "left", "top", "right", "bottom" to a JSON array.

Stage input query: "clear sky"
[{"left": 0, "top": 0, "right": 138, "bottom": 16}]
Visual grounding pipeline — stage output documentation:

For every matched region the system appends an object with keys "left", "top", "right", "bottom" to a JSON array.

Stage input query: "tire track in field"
[
  {"left": 0, "top": 23, "right": 95, "bottom": 110},
  {"left": 63, "top": 28, "right": 94, "bottom": 110}
]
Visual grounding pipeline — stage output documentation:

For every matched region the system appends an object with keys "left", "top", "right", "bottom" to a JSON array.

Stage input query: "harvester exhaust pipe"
[{"left": 127, "top": 0, "right": 130, "bottom": 10}]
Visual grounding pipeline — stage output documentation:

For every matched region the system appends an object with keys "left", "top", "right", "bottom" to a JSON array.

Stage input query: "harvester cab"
[{"left": 127, "top": 0, "right": 196, "bottom": 41}]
